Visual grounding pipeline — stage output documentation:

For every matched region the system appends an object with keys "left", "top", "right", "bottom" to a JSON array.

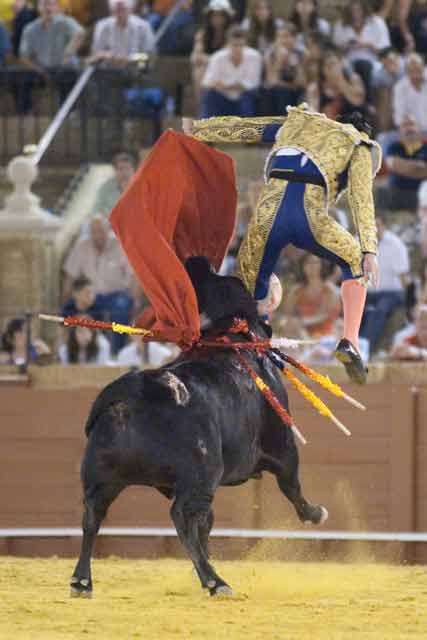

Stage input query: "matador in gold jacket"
[{"left": 186, "top": 105, "right": 382, "bottom": 384}]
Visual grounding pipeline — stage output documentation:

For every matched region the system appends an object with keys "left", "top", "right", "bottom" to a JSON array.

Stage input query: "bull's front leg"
[
  {"left": 276, "top": 470, "right": 328, "bottom": 525},
  {"left": 260, "top": 444, "right": 328, "bottom": 525}
]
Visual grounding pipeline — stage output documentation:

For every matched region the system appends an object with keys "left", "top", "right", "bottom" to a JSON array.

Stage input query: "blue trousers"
[
  {"left": 97, "top": 290, "right": 133, "bottom": 354},
  {"left": 360, "top": 290, "right": 405, "bottom": 352},
  {"left": 254, "top": 180, "right": 359, "bottom": 300},
  {"left": 200, "top": 89, "right": 257, "bottom": 118}
]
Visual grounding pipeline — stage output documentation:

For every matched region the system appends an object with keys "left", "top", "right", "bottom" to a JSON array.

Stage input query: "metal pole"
[
  {"left": 151, "top": 0, "right": 188, "bottom": 44},
  {"left": 29, "top": 65, "right": 95, "bottom": 165}
]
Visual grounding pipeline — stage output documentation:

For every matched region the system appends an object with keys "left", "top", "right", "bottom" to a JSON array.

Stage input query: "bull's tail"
[
  {"left": 84, "top": 371, "right": 137, "bottom": 436},
  {"left": 139, "top": 370, "right": 191, "bottom": 407},
  {"left": 83, "top": 368, "right": 190, "bottom": 437}
]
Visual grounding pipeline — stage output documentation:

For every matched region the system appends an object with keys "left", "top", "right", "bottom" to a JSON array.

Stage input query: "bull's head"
[{"left": 185, "top": 256, "right": 258, "bottom": 330}]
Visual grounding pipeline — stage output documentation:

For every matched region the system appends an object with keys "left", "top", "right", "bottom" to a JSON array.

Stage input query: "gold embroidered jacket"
[{"left": 192, "top": 105, "right": 382, "bottom": 255}]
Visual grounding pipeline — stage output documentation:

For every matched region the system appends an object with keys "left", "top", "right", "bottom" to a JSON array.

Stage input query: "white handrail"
[
  {"left": 1, "top": 527, "right": 426, "bottom": 542},
  {"left": 31, "top": 65, "right": 95, "bottom": 165}
]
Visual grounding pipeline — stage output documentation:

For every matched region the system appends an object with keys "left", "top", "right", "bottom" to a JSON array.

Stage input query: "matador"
[{"left": 184, "top": 104, "right": 382, "bottom": 384}]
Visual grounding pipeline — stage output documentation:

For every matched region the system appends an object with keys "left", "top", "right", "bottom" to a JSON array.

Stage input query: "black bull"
[{"left": 71, "top": 258, "right": 327, "bottom": 598}]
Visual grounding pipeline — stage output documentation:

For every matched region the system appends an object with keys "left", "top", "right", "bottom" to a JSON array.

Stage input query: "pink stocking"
[{"left": 341, "top": 279, "right": 367, "bottom": 350}]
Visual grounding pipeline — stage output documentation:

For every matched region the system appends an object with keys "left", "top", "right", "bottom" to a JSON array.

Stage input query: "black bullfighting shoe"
[{"left": 334, "top": 338, "right": 367, "bottom": 385}]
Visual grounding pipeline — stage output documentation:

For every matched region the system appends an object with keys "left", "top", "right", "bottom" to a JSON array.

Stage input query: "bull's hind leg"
[
  {"left": 71, "top": 483, "right": 124, "bottom": 598},
  {"left": 171, "top": 490, "right": 231, "bottom": 597},
  {"left": 199, "top": 507, "right": 214, "bottom": 559}
]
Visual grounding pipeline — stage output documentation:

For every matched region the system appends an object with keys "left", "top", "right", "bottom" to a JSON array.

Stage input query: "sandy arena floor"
[{"left": 1, "top": 557, "right": 426, "bottom": 640}]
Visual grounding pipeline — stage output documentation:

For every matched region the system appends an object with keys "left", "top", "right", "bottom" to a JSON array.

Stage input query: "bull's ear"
[{"left": 185, "top": 256, "right": 214, "bottom": 290}]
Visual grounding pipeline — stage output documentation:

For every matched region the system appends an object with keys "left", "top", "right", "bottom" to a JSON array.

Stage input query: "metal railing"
[
  {"left": 0, "top": 0, "right": 189, "bottom": 165},
  {"left": 0, "top": 65, "right": 175, "bottom": 164}
]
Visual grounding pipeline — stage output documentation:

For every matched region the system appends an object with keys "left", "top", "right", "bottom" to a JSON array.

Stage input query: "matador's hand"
[
  {"left": 363, "top": 254, "right": 379, "bottom": 288},
  {"left": 182, "top": 118, "right": 194, "bottom": 135}
]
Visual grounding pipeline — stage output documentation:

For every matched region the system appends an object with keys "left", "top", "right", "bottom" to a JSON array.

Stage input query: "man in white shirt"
[
  {"left": 360, "top": 215, "right": 410, "bottom": 353},
  {"left": 91, "top": 0, "right": 155, "bottom": 63},
  {"left": 333, "top": 12, "right": 390, "bottom": 69},
  {"left": 17, "top": 0, "right": 85, "bottom": 113},
  {"left": 63, "top": 216, "right": 133, "bottom": 297},
  {"left": 200, "top": 26, "right": 262, "bottom": 118},
  {"left": 62, "top": 216, "right": 134, "bottom": 353},
  {"left": 393, "top": 54, "right": 427, "bottom": 133},
  {"left": 90, "top": 0, "right": 156, "bottom": 127}
]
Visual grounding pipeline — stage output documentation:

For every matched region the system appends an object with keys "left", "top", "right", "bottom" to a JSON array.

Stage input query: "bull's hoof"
[
  {"left": 318, "top": 506, "right": 329, "bottom": 524},
  {"left": 70, "top": 576, "right": 93, "bottom": 598},
  {"left": 303, "top": 505, "right": 329, "bottom": 526},
  {"left": 209, "top": 581, "right": 233, "bottom": 597}
]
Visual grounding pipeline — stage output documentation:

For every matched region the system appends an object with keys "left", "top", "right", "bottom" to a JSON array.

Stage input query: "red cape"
[{"left": 110, "top": 130, "right": 237, "bottom": 345}]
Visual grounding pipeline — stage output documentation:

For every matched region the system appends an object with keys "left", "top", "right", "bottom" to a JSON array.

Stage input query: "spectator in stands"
[
  {"left": 0, "top": 18, "right": 11, "bottom": 64},
  {"left": 302, "top": 29, "right": 331, "bottom": 84},
  {"left": 16, "top": 0, "right": 85, "bottom": 113},
  {"left": 10, "top": 1, "right": 38, "bottom": 58},
  {"left": 379, "top": 0, "right": 415, "bottom": 53},
  {"left": 241, "top": 0, "right": 282, "bottom": 55},
  {"left": 91, "top": 1, "right": 163, "bottom": 127},
  {"left": 62, "top": 215, "right": 134, "bottom": 353},
  {"left": 1, "top": 317, "right": 51, "bottom": 366},
  {"left": 361, "top": 214, "right": 410, "bottom": 354},
  {"left": 91, "top": 0, "right": 155, "bottom": 65},
  {"left": 393, "top": 53, "right": 427, "bottom": 132},
  {"left": 383, "top": 0, "right": 427, "bottom": 56},
  {"left": 190, "top": 0, "right": 234, "bottom": 104},
  {"left": 376, "top": 115, "right": 427, "bottom": 212},
  {"left": 58, "top": 317, "right": 111, "bottom": 364},
  {"left": 156, "top": 0, "right": 196, "bottom": 56},
  {"left": 283, "top": 254, "right": 341, "bottom": 340},
  {"left": 332, "top": 0, "right": 391, "bottom": 80},
  {"left": 92, "top": 151, "right": 136, "bottom": 216},
  {"left": 306, "top": 46, "right": 366, "bottom": 119},
  {"left": 289, "top": 0, "right": 331, "bottom": 52},
  {"left": 200, "top": 26, "right": 262, "bottom": 117},
  {"left": 390, "top": 304, "right": 427, "bottom": 361},
  {"left": 260, "top": 23, "right": 305, "bottom": 115},
  {"left": 61, "top": 275, "right": 105, "bottom": 321},
  {"left": 372, "top": 46, "right": 404, "bottom": 133},
  {"left": 116, "top": 334, "right": 174, "bottom": 367}
]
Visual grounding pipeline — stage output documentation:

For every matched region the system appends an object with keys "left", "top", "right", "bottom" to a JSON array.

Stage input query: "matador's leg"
[
  {"left": 236, "top": 178, "right": 290, "bottom": 300},
  {"left": 237, "top": 154, "right": 368, "bottom": 383},
  {"left": 298, "top": 183, "right": 368, "bottom": 383}
]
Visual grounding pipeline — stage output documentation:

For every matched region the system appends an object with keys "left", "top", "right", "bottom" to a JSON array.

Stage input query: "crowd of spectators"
[
  {"left": 2, "top": 0, "right": 427, "bottom": 370},
  {"left": 0, "top": 1, "right": 426, "bottom": 133}
]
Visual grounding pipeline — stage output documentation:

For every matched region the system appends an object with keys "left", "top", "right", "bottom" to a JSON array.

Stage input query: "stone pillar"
[{"left": 0, "top": 156, "right": 61, "bottom": 336}]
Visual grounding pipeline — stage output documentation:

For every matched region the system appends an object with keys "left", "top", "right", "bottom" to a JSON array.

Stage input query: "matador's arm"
[
  {"left": 192, "top": 116, "right": 286, "bottom": 144},
  {"left": 347, "top": 144, "right": 378, "bottom": 255}
]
